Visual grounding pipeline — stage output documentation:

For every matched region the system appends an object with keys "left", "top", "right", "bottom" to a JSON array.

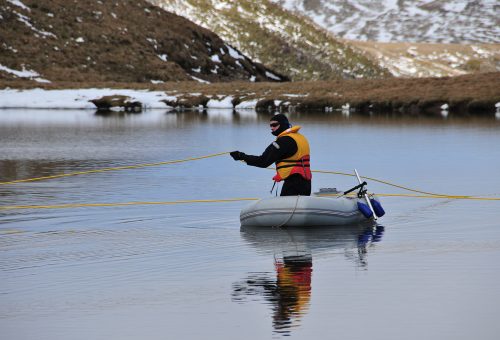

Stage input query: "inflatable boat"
[{"left": 240, "top": 170, "right": 385, "bottom": 227}]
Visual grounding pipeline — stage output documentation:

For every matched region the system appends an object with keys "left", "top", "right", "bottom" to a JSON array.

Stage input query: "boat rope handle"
[{"left": 272, "top": 195, "right": 301, "bottom": 229}]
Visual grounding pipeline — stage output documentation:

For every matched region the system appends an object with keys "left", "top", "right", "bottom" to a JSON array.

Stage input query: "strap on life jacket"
[{"left": 273, "top": 155, "right": 311, "bottom": 182}]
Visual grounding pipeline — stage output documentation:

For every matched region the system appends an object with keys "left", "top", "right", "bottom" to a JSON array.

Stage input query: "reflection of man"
[
  {"left": 230, "top": 114, "right": 312, "bottom": 196},
  {"left": 233, "top": 225, "right": 385, "bottom": 335},
  {"left": 232, "top": 254, "right": 312, "bottom": 335},
  {"left": 273, "top": 255, "right": 312, "bottom": 332}
]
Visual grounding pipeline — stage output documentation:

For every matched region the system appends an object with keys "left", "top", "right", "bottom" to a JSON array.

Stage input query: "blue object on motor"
[
  {"left": 370, "top": 198, "right": 385, "bottom": 217},
  {"left": 357, "top": 201, "right": 373, "bottom": 218}
]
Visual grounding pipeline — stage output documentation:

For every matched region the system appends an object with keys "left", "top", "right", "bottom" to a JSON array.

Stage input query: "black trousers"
[{"left": 280, "top": 174, "right": 311, "bottom": 196}]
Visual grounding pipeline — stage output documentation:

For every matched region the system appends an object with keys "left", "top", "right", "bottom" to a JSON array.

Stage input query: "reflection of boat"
[
  {"left": 240, "top": 224, "right": 383, "bottom": 256},
  {"left": 240, "top": 194, "right": 384, "bottom": 227},
  {"left": 234, "top": 225, "right": 384, "bottom": 336}
]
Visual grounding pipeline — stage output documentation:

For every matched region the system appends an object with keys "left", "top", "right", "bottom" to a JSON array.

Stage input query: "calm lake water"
[{"left": 1, "top": 109, "right": 500, "bottom": 340}]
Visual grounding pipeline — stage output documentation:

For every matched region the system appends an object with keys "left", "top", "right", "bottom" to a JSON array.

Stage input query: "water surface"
[{"left": 1, "top": 109, "right": 500, "bottom": 339}]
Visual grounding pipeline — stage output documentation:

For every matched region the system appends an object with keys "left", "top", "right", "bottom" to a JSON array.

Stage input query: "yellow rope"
[
  {"left": 0, "top": 150, "right": 478, "bottom": 198},
  {"left": 0, "top": 151, "right": 230, "bottom": 185},
  {"left": 1, "top": 194, "right": 498, "bottom": 211},
  {"left": 1, "top": 151, "right": 498, "bottom": 212},
  {"left": 312, "top": 169, "right": 453, "bottom": 197},
  {"left": 375, "top": 193, "right": 500, "bottom": 201},
  {"left": 0, "top": 198, "right": 259, "bottom": 211},
  {"left": 318, "top": 193, "right": 500, "bottom": 201}
]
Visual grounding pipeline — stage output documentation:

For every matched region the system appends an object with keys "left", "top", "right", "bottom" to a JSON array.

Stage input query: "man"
[{"left": 230, "top": 113, "right": 311, "bottom": 196}]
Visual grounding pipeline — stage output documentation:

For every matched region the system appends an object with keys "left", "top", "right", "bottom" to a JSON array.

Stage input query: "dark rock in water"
[
  {"left": 161, "top": 95, "right": 210, "bottom": 110},
  {"left": 90, "top": 95, "right": 142, "bottom": 112},
  {"left": 255, "top": 99, "right": 277, "bottom": 113}
]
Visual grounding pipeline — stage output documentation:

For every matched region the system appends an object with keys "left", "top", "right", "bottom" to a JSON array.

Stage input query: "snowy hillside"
[
  {"left": 273, "top": 0, "right": 500, "bottom": 44},
  {"left": 0, "top": 0, "right": 286, "bottom": 84},
  {"left": 148, "top": 0, "right": 389, "bottom": 80},
  {"left": 350, "top": 41, "right": 500, "bottom": 78}
]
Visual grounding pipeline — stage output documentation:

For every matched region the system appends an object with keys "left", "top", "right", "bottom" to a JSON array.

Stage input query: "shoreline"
[{"left": 1, "top": 72, "right": 499, "bottom": 114}]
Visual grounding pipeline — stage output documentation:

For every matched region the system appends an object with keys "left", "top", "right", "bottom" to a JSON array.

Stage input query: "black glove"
[{"left": 230, "top": 151, "right": 246, "bottom": 161}]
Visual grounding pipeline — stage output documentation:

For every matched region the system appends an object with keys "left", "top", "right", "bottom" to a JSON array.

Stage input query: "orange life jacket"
[{"left": 273, "top": 126, "right": 311, "bottom": 182}]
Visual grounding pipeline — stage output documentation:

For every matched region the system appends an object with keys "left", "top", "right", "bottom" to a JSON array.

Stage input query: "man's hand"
[{"left": 230, "top": 151, "right": 246, "bottom": 161}]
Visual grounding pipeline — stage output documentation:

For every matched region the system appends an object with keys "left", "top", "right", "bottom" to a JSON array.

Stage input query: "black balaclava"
[{"left": 270, "top": 114, "right": 291, "bottom": 136}]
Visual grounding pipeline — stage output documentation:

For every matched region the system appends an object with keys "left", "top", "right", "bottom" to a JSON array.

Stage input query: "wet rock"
[
  {"left": 90, "top": 95, "right": 142, "bottom": 112},
  {"left": 161, "top": 95, "right": 210, "bottom": 110}
]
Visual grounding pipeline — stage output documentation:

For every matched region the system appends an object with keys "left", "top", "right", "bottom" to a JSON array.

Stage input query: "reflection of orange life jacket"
[
  {"left": 275, "top": 260, "right": 312, "bottom": 313},
  {"left": 273, "top": 126, "right": 311, "bottom": 182}
]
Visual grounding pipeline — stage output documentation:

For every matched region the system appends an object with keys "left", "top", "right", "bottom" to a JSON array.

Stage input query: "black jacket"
[{"left": 243, "top": 136, "right": 297, "bottom": 168}]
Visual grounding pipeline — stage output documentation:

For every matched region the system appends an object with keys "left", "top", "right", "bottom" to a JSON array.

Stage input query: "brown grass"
[{"left": 0, "top": 0, "right": 287, "bottom": 83}]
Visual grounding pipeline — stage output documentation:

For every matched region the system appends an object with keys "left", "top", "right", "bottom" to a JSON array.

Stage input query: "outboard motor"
[{"left": 343, "top": 169, "right": 386, "bottom": 220}]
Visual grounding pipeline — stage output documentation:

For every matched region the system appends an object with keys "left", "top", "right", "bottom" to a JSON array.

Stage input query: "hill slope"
[
  {"left": 273, "top": 0, "right": 500, "bottom": 44},
  {"left": 350, "top": 41, "right": 500, "bottom": 78},
  {"left": 0, "top": 0, "right": 287, "bottom": 84},
  {"left": 148, "top": 0, "right": 390, "bottom": 81}
]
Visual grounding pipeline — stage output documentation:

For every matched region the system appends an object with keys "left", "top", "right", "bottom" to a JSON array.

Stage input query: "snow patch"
[
  {"left": 471, "top": 45, "right": 492, "bottom": 57},
  {"left": 7, "top": 0, "right": 30, "bottom": 11},
  {"left": 0, "top": 64, "right": 50, "bottom": 83},
  {"left": 443, "top": 2, "right": 467, "bottom": 13},
  {"left": 265, "top": 71, "right": 281, "bottom": 81},
  {"left": 214, "top": 2, "right": 232, "bottom": 11},
  {"left": 15, "top": 11, "right": 56, "bottom": 38},
  {"left": 283, "top": 93, "right": 308, "bottom": 97},
  {"left": 0, "top": 88, "right": 178, "bottom": 109},
  {"left": 235, "top": 99, "right": 260, "bottom": 109},
  {"left": 207, "top": 96, "right": 234, "bottom": 109},
  {"left": 226, "top": 45, "right": 245, "bottom": 60},
  {"left": 191, "top": 76, "right": 210, "bottom": 84},
  {"left": 34, "top": 78, "right": 51, "bottom": 83}
]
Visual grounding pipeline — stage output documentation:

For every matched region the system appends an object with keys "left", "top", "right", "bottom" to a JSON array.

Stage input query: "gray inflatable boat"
[
  {"left": 240, "top": 170, "right": 385, "bottom": 227},
  {"left": 240, "top": 194, "right": 383, "bottom": 227}
]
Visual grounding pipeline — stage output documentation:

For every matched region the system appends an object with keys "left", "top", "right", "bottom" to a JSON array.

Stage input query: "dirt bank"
[{"left": 1, "top": 72, "right": 499, "bottom": 114}]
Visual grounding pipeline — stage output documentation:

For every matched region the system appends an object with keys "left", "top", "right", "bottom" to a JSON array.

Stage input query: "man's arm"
[{"left": 242, "top": 136, "right": 297, "bottom": 168}]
